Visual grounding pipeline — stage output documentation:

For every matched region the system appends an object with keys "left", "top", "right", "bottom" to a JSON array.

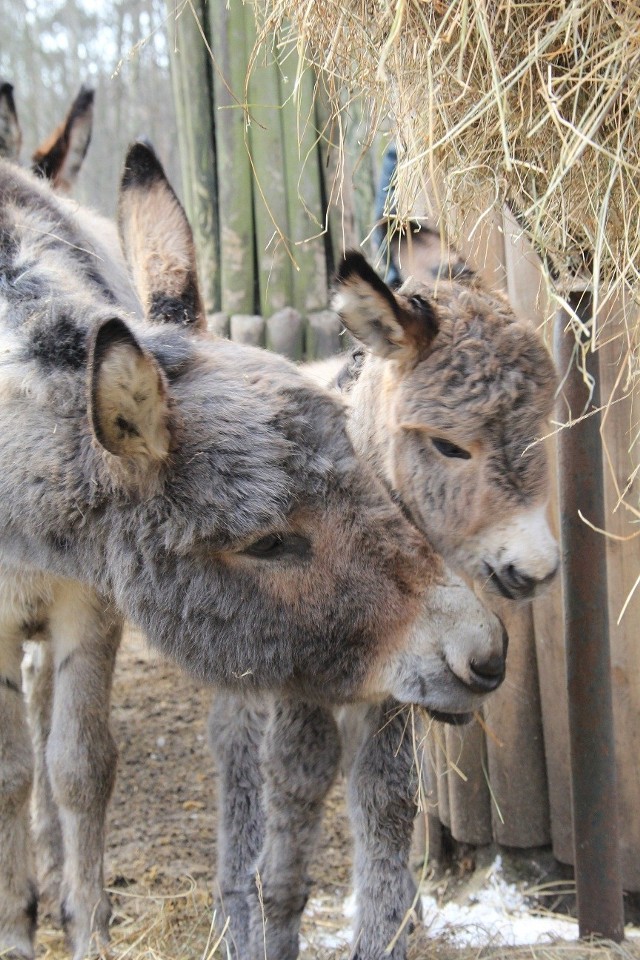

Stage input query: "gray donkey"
[
  {"left": 209, "top": 252, "right": 558, "bottom": 960},
  {"left": 0, "top": 147, "right": 506, "bottom": 960}
]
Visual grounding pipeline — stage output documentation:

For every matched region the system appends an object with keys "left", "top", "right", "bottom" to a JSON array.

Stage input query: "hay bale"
[{"left": 259, "top": 0, "right": 640, "bottom": 314}]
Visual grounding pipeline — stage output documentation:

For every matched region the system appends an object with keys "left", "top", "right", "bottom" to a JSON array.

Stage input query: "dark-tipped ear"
[
  {"left": 118, "top": 141, "right": 205, "bottom": 332},
  {"left": 332, "top": 251, "right": 439, "bottom": 362},
  {"left": 88, "top": 317, "right": 171, "bottom": 463},
  {"left": 0, "top": 80, "right": 22, "bottom": 161},
  {"left": 32, "top": 85, "right": 94, "bottom": 192}
]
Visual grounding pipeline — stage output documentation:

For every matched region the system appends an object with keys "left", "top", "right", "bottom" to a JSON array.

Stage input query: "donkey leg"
[
  {"left": 22, "top": 642, "right": 64, "bottom": 919},
  {"left": 248, "top": 699, "right": 341, "bottom": 960},
  {"left": 208, "top": 690, "right": 267, "bottom": 959},
  {"left": 348, "top": 700, "right": 420, "bottom": 960},
  {"left": 0, "top": 633, "right": 37, "bottom": 960},
  {"left": 46, "top": 585, "right": 121, "bottom": 960}
]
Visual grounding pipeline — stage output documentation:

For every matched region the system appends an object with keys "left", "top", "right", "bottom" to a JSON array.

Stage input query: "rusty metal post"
[{"left": 555, "top": 290, "right": 624, "bottom": 941}]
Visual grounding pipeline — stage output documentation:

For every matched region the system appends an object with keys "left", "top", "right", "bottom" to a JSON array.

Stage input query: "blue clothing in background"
[{"left": 373, "top": 142, "right": 401, "bottom": 286}]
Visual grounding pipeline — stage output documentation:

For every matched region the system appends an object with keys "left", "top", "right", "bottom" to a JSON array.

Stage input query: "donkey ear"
[
  {"left": 0, "top": 80, "right": 22, "bottom": 161},
  {"left": 32, "top": 85, "right": 94, "bottom": 193},
  {"left": 88, "top": 317, "right": 171, "bottom": 463},
  {"left": 332, "top": 251, "right": 439, "bottom": 362},
  {"left": 118, "top": 141, "right": 205, "bottom": 331}
]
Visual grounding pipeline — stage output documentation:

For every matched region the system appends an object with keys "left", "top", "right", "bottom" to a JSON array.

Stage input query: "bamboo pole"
[
  {"left": 280, "top": 57, "right": 328, "bottom": 313},
  {"left": 166, "top": 0, "right": 220, "bottom": 312},
  {"left": 209, "top": 0, "right": 256, "bottom": 315},
  {"left": 314, "top": 87, "right": 355, "bottom": 271},
  {"left": 244, "top": 7, "right": 293, "bottom": 319}
]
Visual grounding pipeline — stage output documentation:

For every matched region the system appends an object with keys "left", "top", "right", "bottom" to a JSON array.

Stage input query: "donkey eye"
[
  {"left": 243, "top": 533, "right": 311, "bottom": 560},
  {"left": 431, "top": 437, "right": 471, "bottom": 460}
]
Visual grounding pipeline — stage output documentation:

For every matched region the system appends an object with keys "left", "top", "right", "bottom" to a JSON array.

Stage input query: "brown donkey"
[
  {"left": 210, "top": 252, "right": 558, "bottom": 960},
  {"left": 0, "top": 148, "right": 505, "bottom": 960}
]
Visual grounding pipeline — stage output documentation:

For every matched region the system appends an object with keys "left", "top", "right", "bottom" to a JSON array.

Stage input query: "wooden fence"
[{"left": 167, "top": 0, "right": 378, "bottom": 352}]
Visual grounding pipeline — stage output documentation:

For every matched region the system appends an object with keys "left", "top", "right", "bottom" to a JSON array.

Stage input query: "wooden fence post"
[{"left": 555, "top": 292, "right": 624, "bottom": 940}]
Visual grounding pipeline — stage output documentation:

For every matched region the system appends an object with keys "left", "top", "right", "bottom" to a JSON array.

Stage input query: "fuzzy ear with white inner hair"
[
  {"left": 88, "top": 317, "right": 171, "bottom": 463},
  {"left": 118, "top": 141, "right": 205, "bottom": 331},
  {"left": 332, "top": 250, "right": 439, "bottom": 362}
]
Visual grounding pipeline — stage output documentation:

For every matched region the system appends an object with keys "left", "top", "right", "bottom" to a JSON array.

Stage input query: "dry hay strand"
[
  {"left": 27, "top": 881, "right": 230, "bottom": 960},
  {"left": 407, "top": 939, "right": 640, "bottom": 960},
  {"left": 259, "top": 0, "right": 640, "bottom": 313}
]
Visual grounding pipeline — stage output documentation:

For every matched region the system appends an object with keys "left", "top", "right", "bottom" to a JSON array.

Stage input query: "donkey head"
[
  {"left": 333, "top": 252, "right": 558, "bottom": 601},
  {"left": 108, "top": 146, "right": 508, "bottom": 712}
]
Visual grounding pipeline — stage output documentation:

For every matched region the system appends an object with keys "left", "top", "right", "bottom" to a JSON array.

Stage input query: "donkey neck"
[{"left": 344, "top": 354, "right": 400, "bottom": 485}]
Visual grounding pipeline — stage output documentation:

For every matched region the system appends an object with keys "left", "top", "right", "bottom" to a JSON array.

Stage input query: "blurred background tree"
[{"left": 0, "top": 0, "right": 182, "bottom": 214}]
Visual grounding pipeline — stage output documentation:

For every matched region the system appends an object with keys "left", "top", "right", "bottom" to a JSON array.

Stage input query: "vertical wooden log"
[
  {"left": 230, "top": 313, "right": 265, "bottom": 347},
  {"left": 555, "top": 292, "right": 624, "bottom": 940},
  {"left": 166, "top": 0, "right": 220, "bottom": 312},
  {"left": 533, "top": 481, "right": 574, "bottom": 866},
  {"left": 598, "top": 304, "right": 640, "bottom": 891},
  {"left": 280, "top": 59, "right": 328, "bottom": 313},
  {"left": 209, "top": 0, "right": 256, "bottom": 315},
  {"left": 482, "top": 597, "right": 551, "bottom": 847},
  {"left": 306, "top": 309, "right": 343, "bottom": 360},
  {"left": 266, "top": 307, "right": 304, "bottom": 360},
  {"left": 314, "top": 87, "right": 358, "bottom": 269},
  {"left": 244, "top": 8, "right": 293, "bottom": 316},
  {"left": 207, "top": 312, "right": 230, "bottom": 338},
  {"left": 444, "top": 722, "right": 492, "bottom": 846}
]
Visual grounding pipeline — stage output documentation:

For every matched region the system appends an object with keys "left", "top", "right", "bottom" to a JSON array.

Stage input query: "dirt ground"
[{"left": 33, "top": 626, "right": 640, "bottom": 960}]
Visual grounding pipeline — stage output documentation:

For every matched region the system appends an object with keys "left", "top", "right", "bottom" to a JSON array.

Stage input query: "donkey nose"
[
  {"left": 499, "top": 563, "right": 546, "bottom": 600},
  {"left": 467, "top": 619, "right": 508, "bottom": 693}
]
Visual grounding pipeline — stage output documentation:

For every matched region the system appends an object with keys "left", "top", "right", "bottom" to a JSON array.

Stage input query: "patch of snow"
[
  {"left": 301, "top": 855, "right": 640, "bottom": 953},
  {"left": 421, "top": 856, "right": 580, "bottom": 946}
]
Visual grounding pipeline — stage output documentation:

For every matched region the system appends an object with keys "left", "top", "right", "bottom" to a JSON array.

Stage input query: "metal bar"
[{"left": 554, "top": 290, "right": 624, "bottom": 941}]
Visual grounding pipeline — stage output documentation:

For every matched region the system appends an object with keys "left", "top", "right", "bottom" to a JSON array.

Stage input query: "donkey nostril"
[
  {"left": 505, "top": 563, "right": 529, "bottom": 586},
  {"left": 501, "top": 564, "right": 536, "bottom": 598},
  {"left": 468, "top": 653, "right": 505, "bottom": 692}
]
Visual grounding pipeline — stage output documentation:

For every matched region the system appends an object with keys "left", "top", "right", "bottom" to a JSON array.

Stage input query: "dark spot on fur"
[
  {"left": 57, "top": 652, "right": 74, "bottom": 673},
  {"left": 21, "top": 619, "right": 47, "bottom": 639},
  {"left": 121, "top": 141, "right": 166, "bottom": 191},
  {"left": 25, "top": 882, "right": 38, "bottom": 936},
  {"left": 149, "top": 277, "right": 200, "bottom": 327},
  {"left": 48, "top": 533, "right": 72, "bottom": 554},
  {"left": 60, "top": 897, "right": 72, "bottom": 933},
  {"left": 115, "top": 415, "right": 140, "bottom": 438},
  {"left": 0, "top": 224, "right": 18, "bottom": 260},
  {"left": 335, "top": 348, "right": 365, "bottom": 393},
  {"left": 29, "top": 313, "right": 87, "bottom": 369},
  {"left": 0, "top": 675, "right": 20, "bottom": 694},
  {"left": 336, "top": 251, "right": 401, "bottom": 318}
]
